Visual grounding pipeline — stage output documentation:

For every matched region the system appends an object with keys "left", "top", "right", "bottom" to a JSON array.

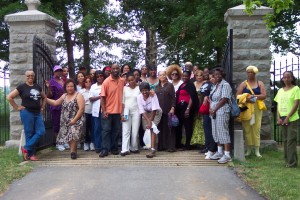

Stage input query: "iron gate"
[{"left": 33, "top": 36, "right": 55, "bottom": 149}]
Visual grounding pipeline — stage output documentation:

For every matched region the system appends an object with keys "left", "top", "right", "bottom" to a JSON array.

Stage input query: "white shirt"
[
  {"left": 79, "top": 88, "right": 92, "bottom": 114},
  {"left": 123, "top": 86, "right": 140, "bottom": 114},
  {"left": 173, "top": 80, "right": 183, "bottom": 93},
  {"left": 137, "top": 93, "right": 161, "bottom": 114},
  {"left": 89, "top": 83, "right": 102, "bottom": 117}
]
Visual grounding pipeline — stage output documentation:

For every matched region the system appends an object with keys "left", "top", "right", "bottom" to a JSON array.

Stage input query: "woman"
[
  {"left": 155, "top": 71, "right": 176, "bottom": 152},
  {"left": 137, "top": 82, "right": 162, "bottom": 158},
  {"left": 89, "top": 70, "right": 105, "bottom": 153},
  {"left": 175, "top": 71, "right": 199, "bottom": 150},
  {"left": 191, "top": 70, "right": 205, "bottom": 148},
  {"left": 209, "top": 68, "right": 232, "bottom": 164},
  {"left": 121, "top": 64, "right": 131, "bottom": 74},
  {"left": 76, "top": 72, "right": 85, "bottom": 91},
  {"left": 236, "top": 66, "right": 266, "bottom": 157},
  {"left": 80, "top": 76, "right": 93, "bottom": 151},
  {"left": 146, "top": 66, "right": 159, "bottom": 90},
  {"left": 201, "top": 72, "right": 217, "bottom": 158},
  {"left": 47, "top": 79, "right": 85, "bottom": 159},
  {"left": 46, "top": 65, "right": 66, "bottom": 151},
  {"left": 140, "top": 65, "right": 148, "bottom": 82},
  {"left": 166, "top": 64, "right": 183, "bottom": 93},
  {"left": 7, "top": 70, "right": 46, "bottom": 161},
  {"left": 62, "top": 66, "right": 69, "bottom": 83},
  {"left": 274, "top": 71, "right": 300, "bottom": 168},
  {"left": 103, "top": 66, "right": 111, "bottom": 79},
  {"left": 132, "top": 69, "right": 143, "bottom": 85},
  {"left": 120, "top": 73, "right": 141, "bottom": 156}
]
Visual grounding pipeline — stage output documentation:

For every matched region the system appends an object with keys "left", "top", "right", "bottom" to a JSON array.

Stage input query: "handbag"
[
  {"left": 230, "top": 95, "right": 240, "bottom": 118},
  {"left": 168, "top": 113, "right": 179, "bottom": 127},
  {"left": 245, "top": 81, "right": 267, "bottom": 111},
  {"left": 199, "top": 102, "right": 210, "bottom": 115}
]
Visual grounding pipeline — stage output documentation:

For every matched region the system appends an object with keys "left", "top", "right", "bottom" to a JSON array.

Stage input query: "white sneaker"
[
  {"left": 90, "top": 143, "right": 95, "bottom": 151},
  {"left": 210, "top": 152, "right": 223, "bottom": 160},
  {"left": 205, "top": 151, "right": 213, "bottom": 160},
  {"left": 143, "top": 146, "right": 150, "bottom": 150},
  {"left": 64, "top": 143, "right": 70, "bottom": 149},
  {"left": 56, "top": 144, "right": 65, "bottom": 151},
  {"left": 83, "top": 143, "right": 89, "bottom": 151},
  {"left": 218, "top": 155, "right": 232, "bottom": 164}
]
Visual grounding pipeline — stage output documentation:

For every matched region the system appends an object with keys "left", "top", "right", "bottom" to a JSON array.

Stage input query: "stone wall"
[
  {"left": 4, "top": 2, "right": 58, "bottom": 147},
  {"left": 224, "top": 5, "right": 273, "bottom": 140}
]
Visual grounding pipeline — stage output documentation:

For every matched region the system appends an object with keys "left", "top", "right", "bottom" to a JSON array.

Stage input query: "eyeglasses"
[
  {"left": 142, "top": 68, "right": 147, "bottom": 70},
  {"left": 171, "top": 73, "right": 178, "bottom": 76}
]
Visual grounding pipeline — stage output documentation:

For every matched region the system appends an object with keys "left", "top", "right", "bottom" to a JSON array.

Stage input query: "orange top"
[{"left": 101, "top": 75, "right": 125, "bottom": 114}]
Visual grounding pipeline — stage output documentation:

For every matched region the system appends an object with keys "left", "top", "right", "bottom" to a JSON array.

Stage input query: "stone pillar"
[
  {"left": 224, "top": 5, "right": 276, "bottom": 144},
  {"left": 4, "top": 0, "right": 59, "bottom": 147}
]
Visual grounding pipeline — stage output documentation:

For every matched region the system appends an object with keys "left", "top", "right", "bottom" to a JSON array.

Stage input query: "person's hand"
[
  {"left": 209, "top": 109, "right": 216, "bottom": 118},
  {"left": 146, "top": 121, "right": 152, "bottom": 129},
  {"left": 149, "top": 90, "right": 155, "bottom": 97},
  {"left": 277, "top": 118, "right": 283, "bottom": 125},
  {"left": 184, "top": 109, "right": 190, "bottom": 118},
  {"left": 121, "top": 115, "right": 126, "bottom": 122},
  {"left": 17, "top": 105, "right": 25, "bottom": 111},
  {"left": 102, "top": 111, "right": 109, "bottom": 119},
  {"left": 169, "top": 108, "right": 174, "bottom": 114},
  {"left": 68, "top": 119, "right": 76, "bottom": 126},
  {"left": 45, "top": 80, "right": 50, "bottom": 88},
  {"left": 282, "top": 117, "right": 289, "bottom": 126},
  {"left": 203, "top": 97, "right": 209, "bottom": 106}
]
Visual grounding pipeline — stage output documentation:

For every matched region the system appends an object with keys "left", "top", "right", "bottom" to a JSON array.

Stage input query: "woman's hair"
[
  {"left": 148, "top": 66, "right": 157, "bottom": 71},
  {"left": 139, "top": 82, "right": 150, "bottom": 91},
  {"left": 94, "top": 70, "right": 104, "bottom": 83},
  {"left": 195, "top": 70, "right": 203, "bottom": 76},
  {"left": 121, "top": 64, "right": 131, "bottom": 73},
  {"left": 183, "top": 70, "right": 191, "bottom": 77},
  {"left": 64, "top": 79, "right": 77, "bottom": 92},
  {"left": 213, "top": 66, "right": 226, "bottom": 78},
  {"left": 126, "top": 72, "right": 135, "bottom": 79},
  {"left": 132, "top": 69, "right": 141, "bottom": 77},
  {"left": 166, "top": 64, "right": 182, "bottom": 80},
  {"left": 82, "top": 75, "right": 92, "bottom": 89},
  {"left": 280, "top": 71, "right": 296, "bottom": 86}
]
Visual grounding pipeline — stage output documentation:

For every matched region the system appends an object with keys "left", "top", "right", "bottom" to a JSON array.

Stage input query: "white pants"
[{"left": 121, "top": 110, "right": 141, "bottom": 153}]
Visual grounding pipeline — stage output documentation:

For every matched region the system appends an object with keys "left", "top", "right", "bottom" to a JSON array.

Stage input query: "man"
[
  {"left": 99, "top": 63, "right": 125, "bottom": 157},
  {"left": 184, "top": 61, "right": 194, "bottom": 81}
]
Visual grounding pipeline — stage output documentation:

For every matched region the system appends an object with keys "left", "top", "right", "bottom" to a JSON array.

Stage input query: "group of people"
[{"left": 7, "top": 62, "right": 299, "bottom": 167}]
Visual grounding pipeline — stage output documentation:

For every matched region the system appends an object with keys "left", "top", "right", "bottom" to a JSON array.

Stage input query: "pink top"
[
  {"left": 137, "top": 93, "right": 161, "bottom": 114},
  {"left": 177, "top": 89, "right": 190, "bottom": 104}
]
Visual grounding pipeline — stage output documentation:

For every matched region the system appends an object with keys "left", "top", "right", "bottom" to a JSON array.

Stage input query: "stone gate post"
[
  {"left": 224, "top": 5, "right": 276, "bottom": 148},
  {"left": 4, "top": 0, "right": 59, "bottom": 147}
]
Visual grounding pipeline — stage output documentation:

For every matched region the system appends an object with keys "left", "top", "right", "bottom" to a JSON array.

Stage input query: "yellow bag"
[{"left": 257, "top": 100, "right": 267, "bottom": 111}]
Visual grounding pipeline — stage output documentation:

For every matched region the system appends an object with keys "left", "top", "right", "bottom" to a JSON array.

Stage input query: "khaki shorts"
[{"left": 142, "top": 109, "right": 162, "bottom": 131}]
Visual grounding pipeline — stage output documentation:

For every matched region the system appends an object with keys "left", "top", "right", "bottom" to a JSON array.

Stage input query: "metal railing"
[{"left": 0, "top": 64, "right": 10, "bottom": 145}]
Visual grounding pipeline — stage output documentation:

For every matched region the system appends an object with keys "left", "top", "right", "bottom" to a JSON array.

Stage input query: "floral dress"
[
  {"left": 191, "top": 89, "right": 205, "bottom": 146},
  {"left": 56, "top": 93, "right": 84, "bottom": 144}
]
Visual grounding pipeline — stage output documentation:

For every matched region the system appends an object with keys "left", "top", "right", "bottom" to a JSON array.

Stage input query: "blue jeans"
[
  {"left": 203, "top": 114, "right": 217, "bottom": 152},
  {"left": 20, "top": 109, "right": 45, "bottom": 156},
  {"left": 92, "top": 115, "right": 102, "bottom": 151},
  {"left": 101, "top": 114, "right": 121, "bottom": 153}
]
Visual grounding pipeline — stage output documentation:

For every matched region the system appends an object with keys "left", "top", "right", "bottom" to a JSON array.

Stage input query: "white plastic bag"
[
  {"left": 18, "top": 130, "right": 26, "bottom": 156},
  {"left": 143, "top": 129, "right": 151, "bottom": 148}
]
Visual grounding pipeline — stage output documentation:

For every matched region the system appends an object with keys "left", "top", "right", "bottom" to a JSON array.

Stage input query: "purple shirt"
[{"left": 49, "top": 76, "right": 64, "bottom": 111}]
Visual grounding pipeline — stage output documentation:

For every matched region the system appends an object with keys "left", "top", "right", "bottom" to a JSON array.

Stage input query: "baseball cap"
[{"left": 53, "top": 65, "right": 62, "bottom": 72}]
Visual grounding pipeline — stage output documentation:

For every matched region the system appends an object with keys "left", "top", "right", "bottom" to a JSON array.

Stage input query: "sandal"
[
  {"left": 29, "top": 155, "right": 39, "bottom": 161},
  {"left": 21, "top": 147, "right": 29, "bottom": 161}
]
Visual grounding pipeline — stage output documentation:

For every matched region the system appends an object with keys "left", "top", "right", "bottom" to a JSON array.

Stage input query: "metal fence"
[
  {"left": 270, "top": 56, "right": 300, "bottom": 144},
  {"left": 0, "top": 65, "right": 10, "bottom": 145}
]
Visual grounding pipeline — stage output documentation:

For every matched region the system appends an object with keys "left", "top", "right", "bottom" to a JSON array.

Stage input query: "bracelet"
[{"left": 186, "top": 107, "right": 190, "bottom": 110}]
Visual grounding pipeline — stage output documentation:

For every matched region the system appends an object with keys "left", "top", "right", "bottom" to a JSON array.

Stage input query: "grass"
[
  {"left": 234, "top": 148, "right": 300, "bottom": 200},
  {"left": 0, "top": 147, "right": 33, "bottom": 195}
]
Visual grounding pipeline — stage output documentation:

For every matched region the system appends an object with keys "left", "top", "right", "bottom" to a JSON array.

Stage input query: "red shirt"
[{"left": 177, "top": 86, "right": 190, "bottom": 104}]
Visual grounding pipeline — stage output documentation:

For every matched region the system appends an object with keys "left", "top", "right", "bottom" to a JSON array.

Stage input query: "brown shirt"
[{"left": 155, "top": 82, "right": 176, "bottom": 114}]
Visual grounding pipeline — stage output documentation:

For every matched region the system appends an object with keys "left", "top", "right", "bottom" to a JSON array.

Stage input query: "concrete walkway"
[{"left": 0, "top": 150, "right": 265, "bottom": 200}]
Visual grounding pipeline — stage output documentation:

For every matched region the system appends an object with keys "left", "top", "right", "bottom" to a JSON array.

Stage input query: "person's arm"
[
  {"left": 40, "top": 91, "right": 47, "bottom": 112},
  {"left": 142, "top": 111, "right": 153, "bottom": 129},
  {"left": 185, "top": 98, "right": 193, "bottom": 118},
  {"left": 101, "top": 96, "right": 108, "bottom": 119},
  {"left": 89, "top": 95, "right": 101, "bottom": 102},
  {"left": 277, "top": 109, "right": 283, "bottom": 125},
  {"left": 283, "top": 99, "right": 299, "bottom": 125},
  {"left": 169, "top": 85, "right": 176, "bottom": 114},
  {"left": 236, "top": 82, "right": 245, "bottom": 96},
  {"left": 254, "top": 81, "right": 266, "bottom": 100},
  {"left": 6, "top": 89, "right": 25, "bottom": 111},
  {"left": 46, "top": 94, "right": 65, "bottom": 106},
  {"left": 45, "top": 80, "right": 53, "bottom": 98},
  {"left": 68, "top": 93, "right": 85, "bottom": 126}
]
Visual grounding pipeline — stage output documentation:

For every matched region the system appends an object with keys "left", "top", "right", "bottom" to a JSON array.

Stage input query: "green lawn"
[
  {"left": 234, "top": 148, "right": 300, "bottom": 200},
  {"left": 0, "top": 147, "right": 33, "bottom": 195}
]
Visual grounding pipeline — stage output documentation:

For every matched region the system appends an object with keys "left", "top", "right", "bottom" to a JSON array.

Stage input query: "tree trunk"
[
  {"left": 62, "top": 15, "right": 75, "bottom": 79},
  {"left": 145, "top": 27, "right": 157, "bottom": 67},
  {"left": 80, "top": 0, "right": 91, "bottom": 74}
]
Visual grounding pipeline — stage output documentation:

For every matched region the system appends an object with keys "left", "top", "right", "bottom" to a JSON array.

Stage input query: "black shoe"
[
  {"left": 120, "top": 151, "right": 130, "bottom": 156},
  {"left": 199, "top": 148, "right": 208, "bottom": 154},
  {"left": 95, "top": 149, "right": 101, "bottom": 154},
  {"left": 130, "top": 150, "right": 140, "bottom": 154},
  {"left": 71, "top": 152, "right": 77, "bottom": 160},
  {"left": 111, "top": 150, "right": 119, "bottom": 155},
  {"left": 99, "top": 151, "right": 108, "bottom": 158}
]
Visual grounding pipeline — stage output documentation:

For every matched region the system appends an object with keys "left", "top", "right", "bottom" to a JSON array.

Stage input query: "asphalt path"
[{"left": 1, "top": 166, "right": 265, "bottom": 200}]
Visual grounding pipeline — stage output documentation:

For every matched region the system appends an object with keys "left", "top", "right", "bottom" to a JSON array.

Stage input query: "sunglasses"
[
  {"left": 96, "top": 75, "right": 104, "bottom": 78},
  {"left": 171, "top": 73, "right": 178, "bottom": 76}
]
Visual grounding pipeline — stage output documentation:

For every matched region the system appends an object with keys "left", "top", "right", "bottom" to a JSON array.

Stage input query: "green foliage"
[{"left": 0, "top": 147, "right": 33, "bottom": 194}]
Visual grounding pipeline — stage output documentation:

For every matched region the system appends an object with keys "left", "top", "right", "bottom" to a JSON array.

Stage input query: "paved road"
[{"left": 1, "top": 166, "right": 265, "bottom": 200}]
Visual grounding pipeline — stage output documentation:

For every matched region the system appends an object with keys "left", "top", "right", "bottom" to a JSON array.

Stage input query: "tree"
[{"left": 244, "top": 0, "right": 299, "bottom": 55}]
